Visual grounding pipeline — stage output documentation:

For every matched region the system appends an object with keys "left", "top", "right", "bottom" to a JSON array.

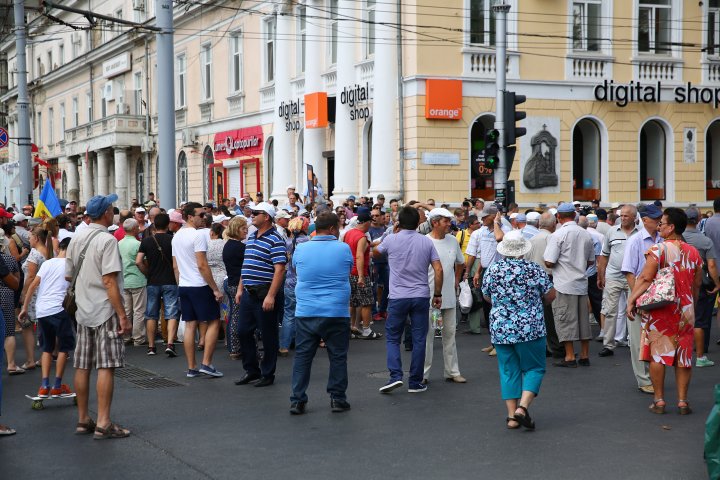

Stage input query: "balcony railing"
[
  {"left": 291, "top": 77, "right": 305, "bottom": 97},
  {"left": 632, "top": 56, "right": 683, "bottom": 82},
  {"left": 260, "top": 84, "right": 275, "bottom": 109},
  {"left": 228, "top": 93, "right": 245, "bottom": 115},
  {"left": 462, "top": 47, "right": 519, "bottom": 79},
  {"left": 566, "top": 52, "right": 613, "bottom": 81},
  {"left": 64, "top": 114, "right": 147, "bottom": 144},
  {"left": 355, "top": 59, "right": 374, "bottom": 84},
  {"left": 703, "top": 57, "right": 720, "bottom": 84},
  {"left": 322, "top": 70, "right": 337, "bottom": 93}
]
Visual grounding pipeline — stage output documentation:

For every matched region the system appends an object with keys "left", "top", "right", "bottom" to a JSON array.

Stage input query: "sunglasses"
[
  {"left": 194, "top": 212, "right": 206, "bottom": 218},
  {"left": 251, "top": 210, "right": 267, "bottom": 216}
]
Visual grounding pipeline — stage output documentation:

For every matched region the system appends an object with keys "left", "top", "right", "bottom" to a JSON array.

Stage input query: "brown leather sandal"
[
  {"left": 93, "top": 423, "right": 131, "bottom": 440},
  {"left": 678, "top": 400, "right": 692, "bottom": 415},
  {"left": 75, "top": 418, "right": 97, "bottom": 435},
  {"left": 649, "top": 399, "right": 666, "bottom": 414}
]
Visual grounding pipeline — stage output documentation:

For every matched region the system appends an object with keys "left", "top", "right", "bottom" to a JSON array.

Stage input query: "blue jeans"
[
  {"left": 372, "top": 263, "right": 390, "bottom": 314},
  {"left": 280, "top": 285, "right": 297, "bottom": 350},
  {"left": 238, "top": 287, "right": 280, "bottom": 379},
  {"left": 145, "top": 285, "right": 180, "bottom": 320},
  {"left": 291, "top": 316, "right": 350, "bottom": 403},
  {"left": 385, "top": 297, "right": 430, "bottom": 387}
]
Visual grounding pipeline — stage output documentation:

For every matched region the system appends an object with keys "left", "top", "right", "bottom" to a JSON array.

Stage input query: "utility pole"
[
  {"left": 492, "top": 3, "right": 510, "bottom": 208},
  {"left": 155, "top": 0, "right": 176, "bottom": 208},
  {"left": 13, "top": 0, "right": 33, "bottom": 206}
]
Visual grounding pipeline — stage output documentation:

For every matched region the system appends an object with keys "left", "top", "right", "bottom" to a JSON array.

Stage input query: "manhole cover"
[
  {"left": 127, "top": 377, "right": 185, "bottom": 389},
  {"left": 115, "top": 365, "right": 158, "bottom": 379}
]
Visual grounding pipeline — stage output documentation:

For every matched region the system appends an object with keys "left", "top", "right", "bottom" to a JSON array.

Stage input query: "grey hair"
[
  {"left": 526, "top": 218, "right": 539, "bottom": 227},
  {"left": 587, "top": 217, "right": 598, "bottom": 227},
  {"left": 123, "top": 218, "right": 139, "bottom": 233},
  {"left": 539, "top": 212, "right": 557, "bottom": 230},
  {"left": 578, "top": 216, "right": 589, "bottom": 229}
]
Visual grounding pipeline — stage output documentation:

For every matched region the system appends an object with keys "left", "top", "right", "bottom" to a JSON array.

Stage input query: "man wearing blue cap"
[
  {"left": 620, "top": 203, "right": 663, "bottom": 393},
  {"left": 66, "top": 194, "right": 132, "bottom": 439},
  {"left": 544, "top": 202, "right": 595, "bottom": 368}
]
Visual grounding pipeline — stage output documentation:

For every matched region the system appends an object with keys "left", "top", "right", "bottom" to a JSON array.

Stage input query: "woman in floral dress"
[
  {"left": 627, "top": 208, "right": 702, "bottom": 415},
  {"left": 482, "top": 230, "right": 556, "bottom": 430}
]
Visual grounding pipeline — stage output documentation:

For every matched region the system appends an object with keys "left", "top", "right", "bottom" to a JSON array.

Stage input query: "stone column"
[
  {"left": 369, "top": 0, "right": 399, "bottom": 199},
  {"left": 66, "top": 155, "right": 80, "bottom": 202},
  {"left": 81, "top": 151, "right": 94, "bottom": 204},
  {"left": 271, "top": 5, "right": 294, "bottom": 200},
  {"left": 303, "top": 0, "right": 326, "bottom": 196},
  {"left": 96, "top": 148, "right": 112, "bottom": 196},
  {"left": 114, "top": 146, "right": 129, "bottom": 208},
  {"left": 331, "top": 0, "right": 358, "bottom": 203}
]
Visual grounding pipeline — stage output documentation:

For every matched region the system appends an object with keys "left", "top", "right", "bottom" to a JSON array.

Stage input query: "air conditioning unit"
[
  {"left": 132, "top": 0, "right": 145, "bottom": 11},
  {"left": 182, "top": 128, "right": 197, "bottom": 147},
  {"left": 103, "top": 82, "right": 113, "bottom": 100},
  {"left": 140, "top": 137, "right": 154, "bottom": 153}
]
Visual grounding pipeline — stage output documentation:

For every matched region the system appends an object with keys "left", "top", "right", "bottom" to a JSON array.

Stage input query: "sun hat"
[
  {"left": 288, "top": 216, "right": 310, "bottom": 233},
  {"left": 497, "top": 229, "right": 532, "bottom": 258},
  {"left": 169, "top": 210, "right": 185, "bottom": 224}
]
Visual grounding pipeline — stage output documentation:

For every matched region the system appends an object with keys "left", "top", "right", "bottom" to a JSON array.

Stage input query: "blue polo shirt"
[
  {"left": 293, "top": 235, "right": 353, "bottom": 318},
  {"left": 241, "top": 227, "right": 287, "bottom": 285}
]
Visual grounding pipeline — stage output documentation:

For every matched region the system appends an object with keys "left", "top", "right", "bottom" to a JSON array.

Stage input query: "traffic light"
[
  {"left": 503, "top": 91, "right": 526, "bottom": 146},
  {"left": 483, "top": 129, "right": 500, "bottom": 169}
]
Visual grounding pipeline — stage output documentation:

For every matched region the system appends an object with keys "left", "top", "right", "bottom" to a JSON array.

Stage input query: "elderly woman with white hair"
[{"left": 482, "top": 230, "right": 556, "bottom": 430}]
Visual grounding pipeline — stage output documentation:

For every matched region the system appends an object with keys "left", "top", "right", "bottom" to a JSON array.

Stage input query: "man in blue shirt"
[{"left": 289, "top": 213, "right": 354, "bottom": 414}]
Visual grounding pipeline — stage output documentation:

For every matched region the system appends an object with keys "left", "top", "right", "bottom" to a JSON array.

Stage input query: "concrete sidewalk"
[{"left": 0, "top": 328, "right": 713, "bottom": 479}]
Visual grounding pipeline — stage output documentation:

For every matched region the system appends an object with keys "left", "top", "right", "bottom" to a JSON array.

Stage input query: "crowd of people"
[{"left": 0, "top": 188, "right": 716, "bottom": 436}]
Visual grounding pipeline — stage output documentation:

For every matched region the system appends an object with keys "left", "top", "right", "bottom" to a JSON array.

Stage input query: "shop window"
[
  {"left": 708, "top": 0, "right": 720, "bottom": 57},
  {"left": 638, "top": 0, "right": 671, "bottom": 54},
  {"left": 470, "top": 114, "right": 495, "bottom": 200},
  {"left": 572, "top": 118, "right": 602, "bottom": 202},
  {"left": 572, "top": 1, "right": 601, "bottom": 52},
  {"left": 706, "top": 120, "right": 720, "bottom": 200},
  {"left": 203, "top": 146, "right": 214, "bottom": 202},
  {"left": 177, "top": 151, "right": 188, "bottom": 205},
  {"left": 136, "top": 158, "right": 145, "bottom": 202},
  {"left": 639, "top": 120, "right": 666, "bottom": 200}
]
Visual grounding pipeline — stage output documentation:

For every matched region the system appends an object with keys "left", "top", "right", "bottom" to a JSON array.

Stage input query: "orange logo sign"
[
  {"left": 305, "top": 92, "right": 329, "bottom": 128},
  {"left": 425, "top": 79, "right": 463, "bottom": 120}
]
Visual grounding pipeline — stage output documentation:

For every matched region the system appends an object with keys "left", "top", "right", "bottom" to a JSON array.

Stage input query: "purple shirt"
[
  {"left": 377, "top": 229, "right": 440, "bottom": 299},
  {"left": 620, "top": 227, "right": 663, "bottom": 277}
]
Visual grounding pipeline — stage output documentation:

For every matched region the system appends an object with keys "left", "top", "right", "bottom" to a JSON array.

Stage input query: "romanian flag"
[{"left": 34, "top": 178, "right": 62, "bottom": 219}]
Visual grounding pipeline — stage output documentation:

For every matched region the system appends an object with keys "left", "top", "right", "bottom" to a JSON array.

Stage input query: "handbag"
[
  {"left": 63, "top": 229, "right": 103, "bottom": 316},
  {"left": 637, "top": 243, "right": 676, "bottom": 311}
]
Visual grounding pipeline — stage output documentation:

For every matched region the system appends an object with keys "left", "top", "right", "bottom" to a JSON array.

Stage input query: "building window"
[
  {"left": 203, "top": 146, "right": 214, "bottom": 201},
  {"left": 177, "top": 151, "right": 188, "bottom": 205},
  {"left": 640, "top": 120, "right": 667, "bottom": 200},
  {"left": 329, "top": 0, "right": 339, "bottom": 65},
  {"left": 60, "top": 103, "right": 65, "bottom": 138},
  {"left": 297, "top": 7, "right": 306, "bottom": 74},
  {"left": 36, "top": 111, "right": 42, "bottom": 146},
  {"left": 71, "top": 34, "right": 81, "bottom": 59},
  {"left": 572, "top": 119, "right": 602, "bottom": 201},
  {"left": 86, "top": 92, "right": 93, "bottom": 122},
  {"left": 72, "top": 97, "right": 79, "bottom": 127},
  {"left": 572, "top": 1, "right": 601, "bottom": 52},
  {"left": 36, "top": 57, "right": 42, "bottom": 78},
  {"left": 264, "top": 17, "right": 276, "bottom": 83},
  {"left": 365, "top": 0, "right": 376, "bottom": 57},
  {"left": 708, "top": 0, "right": 720, "bottom": 56},
  {"left": 62, "top": 171, "right": 67, "bottom": 199},
  {"left": 136, "top": 158, "right": 145, "bottom": 202},
  {"left": 134, "top": 71, "right": 143, "bottom": 115},
  {"left": 266, "top": 136, "right": 274, "bottom": 195},
  {"left": 200, "top": 43, "right": 212, "bottom": 101},
  {"left": 230, "top": 33, "right": 243, "bottom": 93},
  {"left": 175, "top": 54, "right": 186, "bottom": 108},
  {"left": 48, "top": 51, "right": 53, "bottom": 71},
  {"left": 48, "top": 108, "right": 54, "bottom": 145},
  {"left": 707, "top": 119, "right": 720, "bottom": 200},
  {"left": 101, "top": 87, "right": 107, "bottom": 118},
  {"left": 470, "top": 0, "right": 496, "bottom": 46},
  {"left": 59, "top": 43, "right": 65, "bottom": 65},
  {"left": 638, "top": 0, "right": 671, "bottom": 54}
]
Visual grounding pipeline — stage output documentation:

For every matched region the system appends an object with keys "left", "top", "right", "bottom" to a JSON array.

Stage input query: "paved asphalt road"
[{"left": 0, "top": 323, "right": 714, "bottom": 480}]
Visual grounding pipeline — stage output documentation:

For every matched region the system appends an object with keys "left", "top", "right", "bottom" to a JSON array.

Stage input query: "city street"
[{"left": 0, "top": 326, "right": 713, "bottom": 480}]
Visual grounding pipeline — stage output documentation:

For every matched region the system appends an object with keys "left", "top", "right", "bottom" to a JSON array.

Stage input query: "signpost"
[{"left": 0, "top": 128, "right": 8, "bottom": 149}]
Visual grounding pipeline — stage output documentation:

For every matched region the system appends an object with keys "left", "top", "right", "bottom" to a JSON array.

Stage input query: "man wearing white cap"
[
  {"left": 522, "top": 212, "right": 541, "bottom": 240},
  {"left": 424, "top": 208, "right": 466, "bottom": 384},
  {"left": 275, "top": 210, "right": 292, "bottom": 240},
  {"left": 12, "top": 214, "right": 30, "bottom": 249}
]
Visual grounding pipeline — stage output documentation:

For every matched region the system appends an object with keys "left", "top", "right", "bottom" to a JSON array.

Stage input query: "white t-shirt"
[
  {"left": 172, "top": 227, "right": 209, "bottom": 287},
  {"left": 35, "top": 258, "right": 70, "bottom": 318},
  {"left": 427, "top": 234, "right": 464, "bottom": 309},
  {"left": 58, "top": 228, "right": 75, "bottom": 241}
]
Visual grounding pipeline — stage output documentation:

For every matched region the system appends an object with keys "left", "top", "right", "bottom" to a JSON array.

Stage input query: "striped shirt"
[{"left": 241, "top": 227, "right": 287, "bottom": 285}]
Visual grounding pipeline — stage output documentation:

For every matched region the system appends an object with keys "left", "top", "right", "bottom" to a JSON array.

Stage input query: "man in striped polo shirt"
[{"left": 235, "top": 202, "right": 288, "bottom": 387}]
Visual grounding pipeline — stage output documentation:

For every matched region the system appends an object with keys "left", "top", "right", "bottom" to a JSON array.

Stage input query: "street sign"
[{"left": 0, "top": 128, "right": 8, "bottom": 149}]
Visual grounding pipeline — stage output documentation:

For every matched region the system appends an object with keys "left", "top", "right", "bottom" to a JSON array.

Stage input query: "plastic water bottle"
[{"left": 431, "top": 308, "right": 443, "bottom": 330}]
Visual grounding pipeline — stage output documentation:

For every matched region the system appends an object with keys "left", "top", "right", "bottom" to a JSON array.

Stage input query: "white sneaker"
[{"left": 696, "top": 356, "right": 715, "bottom": 368}]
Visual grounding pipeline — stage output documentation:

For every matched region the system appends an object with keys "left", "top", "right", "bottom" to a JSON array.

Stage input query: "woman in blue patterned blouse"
[{"left": 482, "top": 230, "right": 556, "bottom": 430}]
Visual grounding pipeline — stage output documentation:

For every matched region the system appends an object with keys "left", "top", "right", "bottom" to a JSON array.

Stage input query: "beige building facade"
[{"left": 1, "top": 0, "right": 719, "bottom": 208}]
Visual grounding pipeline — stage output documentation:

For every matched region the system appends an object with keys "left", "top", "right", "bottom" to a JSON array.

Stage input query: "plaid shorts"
[
  {"left": 74, "top": 314, "right": 125, "bottom": 370},
  {"left": 350, "top": 275, "right": 374, "bottom": 307}
]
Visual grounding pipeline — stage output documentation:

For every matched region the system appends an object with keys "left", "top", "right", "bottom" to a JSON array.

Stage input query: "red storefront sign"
[{"left": 212, "top": 126, "right": 264, "bottom": 160}]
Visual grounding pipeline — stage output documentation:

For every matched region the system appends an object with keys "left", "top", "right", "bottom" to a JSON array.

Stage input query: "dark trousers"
[
  {"left": 238, "top": 288, "right": 280, "bottom": 379},
  {"left": 372, "top": 262, "right": 390, "bottom": 314},
  {"left": 695, "top": 289, "right": 717, "bottom": 353},
  {"left": 544, "top": 303, "right": 563, "bottom": 356},
  {"left": 385, "top": 297, "right": 430, "bottom": 387},
  {"left": 587, "top": 274, "right": 602, "bottom": 322},
  {"left": 290, "top": 316, "right": 350, "bottom": 403}
]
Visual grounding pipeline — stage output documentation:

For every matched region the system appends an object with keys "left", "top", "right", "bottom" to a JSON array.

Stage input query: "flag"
[{"left": 34, "top": 178, "right": 62, "bottom": 218}]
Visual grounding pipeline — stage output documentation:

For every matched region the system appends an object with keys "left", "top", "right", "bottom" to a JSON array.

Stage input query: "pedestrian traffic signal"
[
  {"left": 503, "top": 91, "right": 526, "bottom": 146},
  {"left": 484, "top": 129, "right": 500, "bottom": 169}
]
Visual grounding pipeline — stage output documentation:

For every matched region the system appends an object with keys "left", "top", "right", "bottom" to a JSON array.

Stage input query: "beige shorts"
[
  {"left": 74, "top": 314, "right": 125, "bottom": 370},
  {"left": 552, "top": 293, "right": 591, "bottom": 342}
]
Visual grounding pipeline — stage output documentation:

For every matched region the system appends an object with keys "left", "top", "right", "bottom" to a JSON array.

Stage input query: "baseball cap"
[
  {"left": 377, "top": 194, "right": 385, "bottom": 200},
  {"left": 347, "top": 195, "right": 356, "bottom": 201},
  {"left": 212, "top": 214, "right": 230, "bottom": 224},
  {"left": 169, "top": 210, "right": 185, "bottom": 224},
  {"left": 640, "top": 204, "right": 663, "bottom": 219},
  {"left": 86, "top": 194, "right": 118, "bottom": 219},
  {"left": 557, "top": 202, "right": 575, "bottom": 213},
  {"left": 428, "top": 208, "right": 453, "bottom": 220},
  {"left": 526, "top": 212, "right": 541, "bottom": 222},
  {"left": 573, "top": 201, "right": 581, "bottom": 206},
  {"left": 286, "top": 184, "right": 296, "bottom": 190},
  {"left": 0, "top": 208, "right": 13, "bottom": 219},
  {"left": 275, "top": 210, "right": 291, "bottom": 220},
  {"left": 253, "top": 202, "right": 276, "bottom": 218},
  {"left": 515, "top": 213, "right": 527, "bottom": 223},
  {"left": 509, "top": 212, "right": 519, "bottom": 219},
  {"left": 356, "top": 209, "right": 372, "bottom": 223},
  {"left": 135, "top": 206, "right": 146, "bottom": 213},
  {"left": 478, "top": 204, "right": 499, "bottom": 219},
  {"left": 685, "top": 207, "right": 700, "bottom": 222},
  {"left": 12, "top": 213, "right": 27, "bottom": 222},
  {"left": 549, "top": 207, "right": 558, "bottom": 216}
]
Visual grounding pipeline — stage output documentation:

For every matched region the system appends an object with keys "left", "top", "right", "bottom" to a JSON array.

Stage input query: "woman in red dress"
[{"left": 627, "top": 208, "right": 702, "bottom": 415}]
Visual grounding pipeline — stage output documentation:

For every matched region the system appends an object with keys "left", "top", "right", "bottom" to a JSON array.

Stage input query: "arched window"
[
  {"left": 572, "top": 118, "right": 601, "bottom": 201},
  {"left": 136, "top": 158, "right": 145, "bottom": 202},
  {"left": 203, "top": 146, "right": 214, "bottom": 202},
  {"left": 470, "top": 114, "right": 496, "bottom": 200},
  {"left": 177, "top": 151, "right": 188, "bottom": 205},
  {"left": 640, "top": 120, "right": 666, "bottom": 200},
  {"left": 707, "top": 120, "right": 720, "bottom": 200}
]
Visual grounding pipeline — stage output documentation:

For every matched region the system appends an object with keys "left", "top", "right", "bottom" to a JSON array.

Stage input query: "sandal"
[
  {"left": 7, "top": 367, "right": 26, "bottom": 375},
  {"left": 678, "top": 400, "right": 692, "bottom": 415},
  {"left": 506, "top": 417, "right": 520, "bottom": 429},
  {"left": 75, "top": 418, "right": 97, "bottom": 435},
  {"left": 20, "top": 362, "right": 36, "bottom": 371},
  {"left": 0, "top": 424, "right": 16, "bottom": 436},
  {"left": 93, "top": 422, "right": 131, "bottom": 440},
  {"left": 197, "top": 344, "right": 205, "bottom": 352},
  {"left": 513, "top": 405, "right": 535, "bottom": 430},
  {"left": 649, "top": 398, "right": 666, "bottom": 414}
]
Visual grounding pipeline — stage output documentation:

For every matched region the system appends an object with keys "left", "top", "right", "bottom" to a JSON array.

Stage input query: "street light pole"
[
  {"left": 13, "top": 0, "right": 33, "bottom": 206},
  {"left": 493, "top": 3, "right": 510, "bottom": 207},
  {"left": 155, "top": 0, "right": 176, "bottom": 208}
]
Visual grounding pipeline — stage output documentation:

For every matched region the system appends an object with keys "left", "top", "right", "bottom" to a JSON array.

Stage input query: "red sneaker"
[
  {"left": 372, "top": 313, "right": 384, "bottom": 322},
  {"left": 50, "top": 384, "right": 74, "bottom": 398},
  {"left": 37, "top": 386, "right": 50, "bottom": 399}
]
